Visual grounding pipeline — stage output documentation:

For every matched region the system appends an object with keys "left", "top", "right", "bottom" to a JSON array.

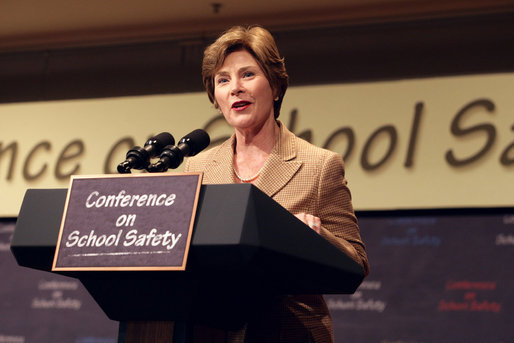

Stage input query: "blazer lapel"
[
  {"left": 255, "top": 123, "right": 302, "bottom": 198},
  {"left": 203, "top": 135, "right": 237, "bottom": 184}
]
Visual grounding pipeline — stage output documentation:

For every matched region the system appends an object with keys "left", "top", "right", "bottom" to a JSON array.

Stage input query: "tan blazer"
[{"left": 184, "top": 121, "right": 369, "bottom": 343}]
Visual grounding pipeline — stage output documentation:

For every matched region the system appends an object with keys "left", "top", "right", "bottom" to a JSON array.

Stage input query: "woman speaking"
[{"left": 185, "top": 25, "right": 369, "bottom": 343}]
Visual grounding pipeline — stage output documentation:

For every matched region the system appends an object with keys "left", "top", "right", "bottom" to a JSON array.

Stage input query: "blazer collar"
[
  {"left": 255, "top": 121, "right": 302, "bottom": 198},
  {"left": 205, "top": 121, "right": 302, "bottom": 197}
]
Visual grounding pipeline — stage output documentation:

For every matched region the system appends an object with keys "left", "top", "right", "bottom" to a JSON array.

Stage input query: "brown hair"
[{"left": 202, "top": 25, "right": 289, "bottom": 118}]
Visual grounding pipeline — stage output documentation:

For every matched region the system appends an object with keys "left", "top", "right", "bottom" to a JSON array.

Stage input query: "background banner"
[
  {"left": 1, "top": 73, "right": 513, "bottom": 216},
  {"left": 328, "top": 208, "right": 513, "bottom": 342}
]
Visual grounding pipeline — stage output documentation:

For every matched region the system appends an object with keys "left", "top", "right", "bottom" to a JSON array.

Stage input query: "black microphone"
[
  {"left": 147, "top": 129, "right": 210, "bottom": 172},
  {"left": 117, "top": 132, "right": 175, "bottom": 174}
]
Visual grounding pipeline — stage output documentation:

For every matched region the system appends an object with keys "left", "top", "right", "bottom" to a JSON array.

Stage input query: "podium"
[{"left": 11, "top": 184, "right": 365, "bottom": 342}]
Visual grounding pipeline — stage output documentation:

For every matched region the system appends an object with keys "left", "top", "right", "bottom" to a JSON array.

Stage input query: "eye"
[
  {"left": 242, "top": 71, "right": 255, "bottom": 78},
  {"left": 216, "top": 77, "right": 228, "bottom": 85}
]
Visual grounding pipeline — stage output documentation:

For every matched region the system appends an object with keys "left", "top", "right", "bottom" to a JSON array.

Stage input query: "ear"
[
  {"left": 271, "top": 82, "right": 281, "bottom": 101},
  {"left": 210, "top": 88, "right": 219, "bottom": 109},
  {"left": 271, "top": 87, "right": 279, "bottom": 101}
]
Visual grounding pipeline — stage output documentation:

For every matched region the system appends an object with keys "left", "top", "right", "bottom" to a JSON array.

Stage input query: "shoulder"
[
  {"left": 184, "top": 145, "right": 216, "bottom": 172},
  {"left": 280, "top": 121, "right": 340, "bottom": 159},
  {"left": 284, "top": 127, "right": 344, "bottom": 172},
  {"left": 184, "top": 137, "right": 232, "bottom": 172}
]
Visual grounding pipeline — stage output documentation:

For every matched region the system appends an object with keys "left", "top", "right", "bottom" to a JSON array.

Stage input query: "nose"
[{"left": 230, "top": 78, "right": 244, "bottom": 96}]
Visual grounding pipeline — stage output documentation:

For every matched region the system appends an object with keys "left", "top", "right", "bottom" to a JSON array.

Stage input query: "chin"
[{"left": 228, "top": 115, "right": 255, "bottom": 127}]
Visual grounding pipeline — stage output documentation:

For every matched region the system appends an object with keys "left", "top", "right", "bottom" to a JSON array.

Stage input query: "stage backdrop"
[
  {"left": 327, "top": 208, "right": 513, "bottom": 343},
  {"left": 1, "top": 72, "right": 513, "bottom": 216},
  {"left": 2, "top": 207, "right": 513, "bottom": 342}
]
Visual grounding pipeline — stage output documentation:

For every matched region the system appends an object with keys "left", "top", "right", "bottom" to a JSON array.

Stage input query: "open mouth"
[{"left": 232, "top": 101, "right": 251, "bottom": 110}]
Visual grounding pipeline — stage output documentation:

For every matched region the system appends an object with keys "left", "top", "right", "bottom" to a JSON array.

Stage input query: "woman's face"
[{"left": 214, "top": 49, "right": 275, "bottom": 132}]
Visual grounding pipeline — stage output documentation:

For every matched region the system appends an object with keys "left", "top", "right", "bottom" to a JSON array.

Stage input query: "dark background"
[{"left": 1, "top": 13, "right": 514, "bottom": 104}]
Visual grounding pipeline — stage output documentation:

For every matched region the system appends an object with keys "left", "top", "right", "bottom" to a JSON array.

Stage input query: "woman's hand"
[{"left": 295, "top": 212, "right": 321, "bottom": 234}]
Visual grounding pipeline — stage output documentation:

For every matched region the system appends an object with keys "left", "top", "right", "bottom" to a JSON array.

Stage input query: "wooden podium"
[{"left": 11, "top": 184, "right": 365, "bottom": 342}]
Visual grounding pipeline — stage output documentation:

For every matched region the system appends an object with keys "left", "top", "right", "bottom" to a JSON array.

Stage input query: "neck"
[
  {"left": 232, "top": 118, "right": 279, "bottom": 182},
  {"left": 234, "top": 117, "right": 279, "bottom": 156}
]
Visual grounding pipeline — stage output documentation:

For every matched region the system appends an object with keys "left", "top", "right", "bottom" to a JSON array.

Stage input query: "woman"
[{"left": 185, "top": 25, "right": 369, "bottom": 343}]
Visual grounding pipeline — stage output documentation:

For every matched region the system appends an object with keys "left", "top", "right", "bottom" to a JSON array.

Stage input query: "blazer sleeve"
[{"left": 317, "top": 152, "right": 370, "bottom": 276}]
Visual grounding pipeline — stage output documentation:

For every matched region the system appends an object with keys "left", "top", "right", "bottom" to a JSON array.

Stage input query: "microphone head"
[
  {"left": 178, "top": 129, "right": 210, "bottom": 156},
  {"left": 144, "top": 132, "right": 175, "bottom": 156}
]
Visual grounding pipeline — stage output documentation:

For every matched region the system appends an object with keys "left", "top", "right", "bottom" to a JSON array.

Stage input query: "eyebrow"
[
  {"left": 215, "top": 65, "right": 256, "bottom": 77},
  {"left": 215, "top": 71, "right": 229, "bottom": 78}
]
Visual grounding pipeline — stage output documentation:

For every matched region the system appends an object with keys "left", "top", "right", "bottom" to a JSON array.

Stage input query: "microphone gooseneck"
[
  {"left": 117, "top": 132, "right": 175, "bottom": 174},
  {"left": 147, "top": 129, "right": 210, "bottom": 173}
]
